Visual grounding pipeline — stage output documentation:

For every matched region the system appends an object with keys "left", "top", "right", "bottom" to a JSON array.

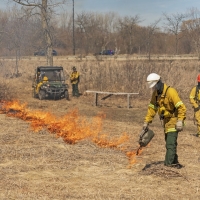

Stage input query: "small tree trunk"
[
  {"left": 41, "top": 0, "right": 53, "bottom": 66},
  {"left": 15, "top": 49, "right": 18, "bottom": 75}
]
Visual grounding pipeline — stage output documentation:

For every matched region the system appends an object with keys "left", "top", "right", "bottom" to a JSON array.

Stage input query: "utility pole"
[{"left": 72, "top": 0, "right": 75, "bottom": 55}]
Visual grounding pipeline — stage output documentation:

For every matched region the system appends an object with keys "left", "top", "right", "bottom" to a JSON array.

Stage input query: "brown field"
[{"left": 0, "top": 57, "right": 200, "bottom": 199}]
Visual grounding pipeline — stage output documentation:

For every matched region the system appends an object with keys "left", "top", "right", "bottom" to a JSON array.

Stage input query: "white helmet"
[{"left": 147, "top": 73, "right": 160, "bottom": 88}]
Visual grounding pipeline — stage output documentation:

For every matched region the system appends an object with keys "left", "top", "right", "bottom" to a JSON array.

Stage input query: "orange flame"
[
  {"left": 0, "top": 100, "right": 145, "bottom": 167},
  {"left": 126, "top": 147, "right": 143, "bottom": 167}
]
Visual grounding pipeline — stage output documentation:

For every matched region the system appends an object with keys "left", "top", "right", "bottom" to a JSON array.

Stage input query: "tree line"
[{"left": 1, "top": 1, "right": 200, "bottom": 60}]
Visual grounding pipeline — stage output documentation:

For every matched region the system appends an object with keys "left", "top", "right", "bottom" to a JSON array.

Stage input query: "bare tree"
[
  {"left": 144, "top": 19, "right": 161, "bottom": 60},
  {"left": 163, "top": 12, "right": 186, "bottom": 55},
  {"left": 182, "top": 8, "right": 200, "bottom": 59},
  {"left": 75, "top": 12, "right": 118, "bottom": 55},
  {"left": 6, "top": 7, "right": 27, "bottom": 74},
  {"left": 1, "top": 3, "right": 198, "bottom": 56},
  {"left": 54, "top": 10, "right": 73, "bottom": 54},
  {"left": 0, "top": 10, "right": 8, "bottom": 50},
  {"left": 11, "top": 0, "right": 66, "bottom": 65},
  {"left": 98, "top": 12, "right": 118, "bottom": 52},
  {"left": 0, "top": 6, "right": 31, "bottom": 75},
  {"left": 118, "top": 15, "right": 141, "bottom": 54}
]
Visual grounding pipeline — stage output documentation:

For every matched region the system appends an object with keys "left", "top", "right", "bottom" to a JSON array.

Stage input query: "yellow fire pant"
[
  {"left": 36, "top": 82, "right": 43, "bottom": 94},
  {"left": 195, "top": 110, "right": 200, "bottom": 132}
]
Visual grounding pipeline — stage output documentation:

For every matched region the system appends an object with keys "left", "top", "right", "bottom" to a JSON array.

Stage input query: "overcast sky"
[{"left": 1, "top": 0, "right": 200, "bottom": 26}]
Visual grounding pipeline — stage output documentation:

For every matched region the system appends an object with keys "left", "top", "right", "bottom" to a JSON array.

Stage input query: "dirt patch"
[{"left": 141, "top": 161, "right": 187, "bottom": 179}]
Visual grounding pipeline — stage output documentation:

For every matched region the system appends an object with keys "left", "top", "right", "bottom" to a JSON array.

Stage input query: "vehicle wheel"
[
  {"left": 65, "top": 90, "right": 69, "bottom": 100},
  {"left": 38, "top": 90, "right": 46, "bottom": 100},
  {"left": 32, "top": 89, "right": 37, "bottom": 98}
]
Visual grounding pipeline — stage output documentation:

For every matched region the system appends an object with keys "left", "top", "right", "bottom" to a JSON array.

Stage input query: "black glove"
[
  {"left": 194, "top": 106, "right": 200, "bottom": 112},
  {"left": 143, "top": 122, "right": 149, "bottom": 131}
]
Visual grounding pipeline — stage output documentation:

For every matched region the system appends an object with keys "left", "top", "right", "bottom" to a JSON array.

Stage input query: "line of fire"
[{"left": 0, "top": 100, "right": 150, "bottom": 167}]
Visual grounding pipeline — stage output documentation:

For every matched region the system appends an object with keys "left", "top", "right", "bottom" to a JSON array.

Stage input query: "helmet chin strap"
[{"left": 155, "top": 79, "right": 164, "bottom": 95}]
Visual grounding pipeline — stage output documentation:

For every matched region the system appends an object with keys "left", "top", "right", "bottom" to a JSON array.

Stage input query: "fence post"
[
  {"left": 127, "top": 94, "right": 130, "bottom": 109},
  {"left": 94, "top": 93, "right": 98, "bottom": 106}
]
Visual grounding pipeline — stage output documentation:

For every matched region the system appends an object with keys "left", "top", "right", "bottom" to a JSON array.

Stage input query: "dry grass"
[
  {"left": 1, "top": 57, "right": 200, "bottom": 96},
  {"left": 1, "top": 111, "right": 200, "bottom": 199},
  {"left": 0, "top": 58, "right": 200, "bottom": 199},
  {"left": 0, "top": 79, "right": 14, "bottom": 101}
]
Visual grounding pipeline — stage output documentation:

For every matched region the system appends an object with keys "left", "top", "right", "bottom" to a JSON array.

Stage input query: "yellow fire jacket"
[
  {"left": 36, "top": 76, "right": 48, "bottom": 94},
  {"left": 189, "top": 86, "right": 200, "bottom": 109},
  {"left": 144, "top": 84, "right": 186, "bottom": 133},
  {"left": 70, "top": 71, "right": 79, "bottom": 84}
]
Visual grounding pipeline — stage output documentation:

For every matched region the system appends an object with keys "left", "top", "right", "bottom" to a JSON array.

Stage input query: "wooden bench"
[{"left": 85, "top": 90, "right": 139, "bottom": 109}]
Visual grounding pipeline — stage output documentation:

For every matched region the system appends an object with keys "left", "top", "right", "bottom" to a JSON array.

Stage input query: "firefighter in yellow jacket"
[
  {"left": 70, "top": 66, "right": 80, "bottom": 97},
  {"left": 189, "top": 74, "right": 200, "bottom": 137},
  {"left": 36, "top": 76, "right": 48, "bottom": 94},
  {"left": 143, "top": 73, "right": 186, "bottom": 169}
]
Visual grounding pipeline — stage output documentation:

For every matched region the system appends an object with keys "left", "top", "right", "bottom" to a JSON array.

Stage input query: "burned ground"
[{"left": 0, "top": 60, "right": 200, "bottom": 199}]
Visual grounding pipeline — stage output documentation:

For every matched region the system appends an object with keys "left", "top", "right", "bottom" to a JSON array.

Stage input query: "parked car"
[
  {"left": 52, "top": 49, "right": 57, "bottom": 56},
  {"left": 100, "top": 50, "right": 115, "bottom": 55},
  {"left": 34, "top": 50, "right": 45, "bottom": 56},
  {"left": 34, "top": 49, "right": 57, "bottom": 56}
]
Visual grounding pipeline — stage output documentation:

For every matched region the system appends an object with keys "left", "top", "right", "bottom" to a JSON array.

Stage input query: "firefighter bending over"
[{"left": 142, "top": 73, "right": 186, "bottom": 169}]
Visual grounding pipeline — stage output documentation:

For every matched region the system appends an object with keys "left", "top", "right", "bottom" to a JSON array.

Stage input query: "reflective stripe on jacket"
[
  {"left": 144, "top": 84, "right": 186, "bottom": 133},
  {"left": 70, "top": 71, "right": 79, "bottom": 84}
]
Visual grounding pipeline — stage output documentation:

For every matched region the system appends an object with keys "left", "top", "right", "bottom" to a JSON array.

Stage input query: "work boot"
[
  {"left": 171, "top": 163, "right": 184, "bottom": 169},
  {"left": 165, "top": 163, "right": 184, "bottom": 169},
  {"left": 196, "top": 133, "right": 200, "bottom": 137},
  {"left": 173, "top": 163, "right": 184, "bottom": 169}
]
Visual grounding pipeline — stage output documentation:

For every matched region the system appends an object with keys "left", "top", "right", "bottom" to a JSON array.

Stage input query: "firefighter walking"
[
  {"left": 189, "top": 74, "right": 200, "bottom": 137},
  {"left": 142, "top": 73, "right": 186, "bottom": 169}
]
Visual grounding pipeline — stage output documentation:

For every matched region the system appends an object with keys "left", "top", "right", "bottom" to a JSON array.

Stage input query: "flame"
[
  {"left": 126, "top": 147, "right": 143, "bottom": 167},
  {"left": 0, "top": 100, "right": 145, "bottom": 167}
]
